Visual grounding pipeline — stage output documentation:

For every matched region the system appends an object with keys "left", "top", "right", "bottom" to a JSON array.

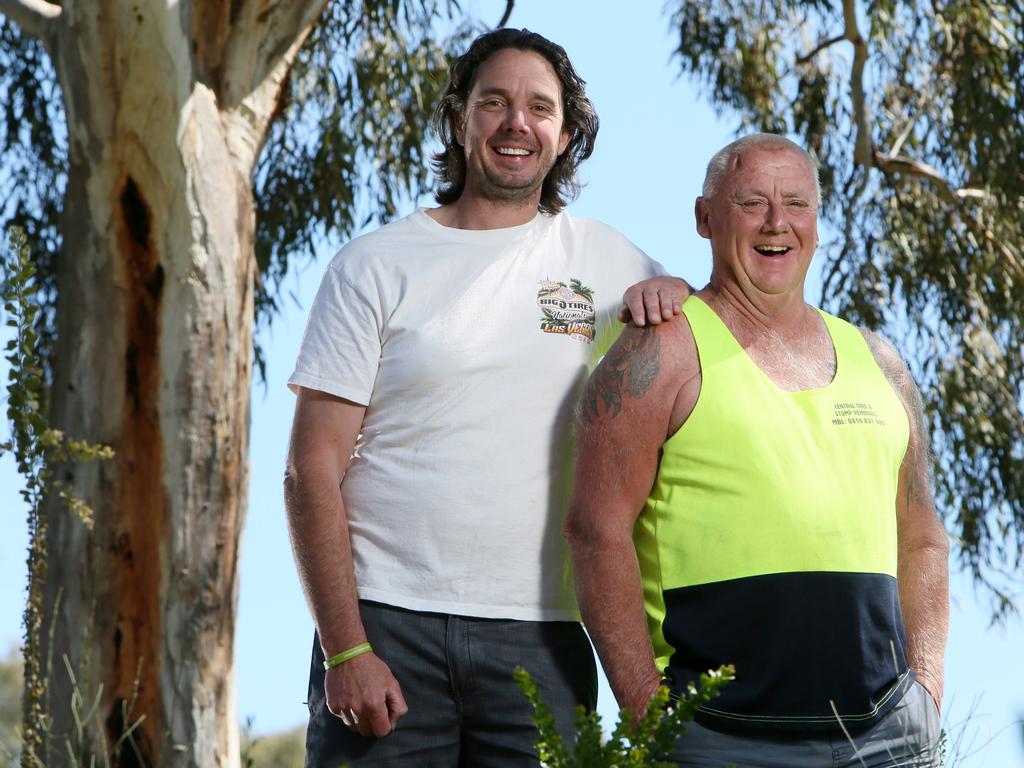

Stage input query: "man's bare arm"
[
  {"left": 566, "top": 320, "right": 697, "bottom": 716},
  {"left": 284, "top": 388, "right": 407, "bottom": 737},
  {"left": 863, "top": 330, "right": 950, "bottom": 711}
]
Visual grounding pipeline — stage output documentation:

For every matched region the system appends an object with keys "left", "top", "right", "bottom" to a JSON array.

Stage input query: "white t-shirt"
[{"left": 289, "top": 209, "right": 664, "bottom": 620}]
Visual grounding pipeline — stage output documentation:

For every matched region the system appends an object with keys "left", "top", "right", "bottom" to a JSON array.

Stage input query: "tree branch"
[
  {"left": 220, "top": 0, "right": 328, "bottom": 109},
  {"left": 495, "top": 0, "right": 514, "bottom": 29},
  {"left": 0, "top": 0, "right": 61, "bottom": 42},
  {"left": 843, "top": 0, "right": 873, "bottom": 167},
  {"left": 841, "top": 2, "right": 987, "bottom": 207},
  {"left": 872, "top": 150, "right": 986, "bottom": 203},
  {"left": 797, "top": 33, "right": 845, "bottom": 64}
]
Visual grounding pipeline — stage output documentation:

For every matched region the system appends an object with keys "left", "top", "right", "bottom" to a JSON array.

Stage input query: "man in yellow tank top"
[{"left": 565, "top": 134, "right": 949, "bottom": 767}]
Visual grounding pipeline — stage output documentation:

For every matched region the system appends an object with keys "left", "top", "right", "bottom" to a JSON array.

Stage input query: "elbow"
[
  {"left": 899, "top": 519, "right": 950, "bottom": 570},
  {"left": 283, "top": 461, "right": 298, "bottom": 489},
  {"left": 563, "top": 501, "right": 629, "bottom": 561},
  {"left": 283, "top": 459, "right": 318, "bottom": 517},
  {"left": 919, "top": 516, "right": 951, "bottom": 559},
  {"left": 563, "top": 502, "right": 595, "bottom": 560},
  {"left": 934, "top": 529, "right": 950, "bottom": 560},
  {"left": 283, "top": 463, "right": 301, "bottom": 514},
  {"left": 562, "top": 507, "right": 584, "bottom": 554}
]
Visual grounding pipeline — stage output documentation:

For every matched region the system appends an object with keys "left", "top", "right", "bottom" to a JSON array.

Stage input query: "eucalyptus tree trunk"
[{"left": 0, "top": 2, "right": 326, "bottom": 766}]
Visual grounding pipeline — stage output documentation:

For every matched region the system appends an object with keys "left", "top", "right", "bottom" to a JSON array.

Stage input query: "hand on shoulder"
[{"left": 618, "top": 276, "right": 693, "bottom": 327}]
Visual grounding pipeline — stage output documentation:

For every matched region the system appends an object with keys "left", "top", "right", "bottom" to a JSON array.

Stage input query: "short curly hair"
[{"left": 431, "top": 28, "right": 599, "bottom": 215}]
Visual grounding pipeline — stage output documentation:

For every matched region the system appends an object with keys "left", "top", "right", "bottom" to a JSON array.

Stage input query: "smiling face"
[
  {"left": 455, "top": 47, "right": 571, "bottom": 208},
  {"left": 696, "top": 147, "right": 820, "bottom": 300}
]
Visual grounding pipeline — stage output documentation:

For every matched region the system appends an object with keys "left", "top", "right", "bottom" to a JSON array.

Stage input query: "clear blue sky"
[{"left": 1, "top": 1, "right": 1022, "bottom": 765}]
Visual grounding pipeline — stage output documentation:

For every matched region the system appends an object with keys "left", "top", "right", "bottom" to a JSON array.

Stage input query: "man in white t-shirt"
[{"left": 285, "top": 27, "right": 686, "bottom": 766}]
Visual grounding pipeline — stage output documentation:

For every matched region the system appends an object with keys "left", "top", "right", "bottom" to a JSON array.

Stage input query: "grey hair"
[{"left": 702, "top": 133, "right": 821, "bottom": 203}]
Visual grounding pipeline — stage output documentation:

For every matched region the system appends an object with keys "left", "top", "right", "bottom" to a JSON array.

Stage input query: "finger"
[
  {"left": 659, "top": 290, "right": 678, "bottom": 320},
  {"left": 617, "top": 304, "right": 633, "bottom": 324},
  {"left": 367, "top": 701, "right": 393, "bottom": 738},
  {"left": 386, "top": 686, "right": 409, "bottom": 729},
  {"left": 622, "top": 290, "right": 647, "bottom": 327},
  {"left": 355, "top": 707, "right": 378, "bottom": 738},
  {"left": 326, "top": 696, "right": 350, "bottom": 722},
  {"left": 643, "top": 291, "right": 662, "bottom": 325}
]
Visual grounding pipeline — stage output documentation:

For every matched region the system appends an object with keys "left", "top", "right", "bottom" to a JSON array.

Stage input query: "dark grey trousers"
[
  {"left": 666, "top": 679, "right": 942, "bottom": 768},
  {"left": 304, "top": 601, "right": 597, "bottom": 767}
]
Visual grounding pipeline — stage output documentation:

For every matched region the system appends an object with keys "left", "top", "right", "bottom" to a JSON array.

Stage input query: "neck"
[
  {"left": 701, "top": 277, "right": 835, "bottom": 392},
  {"left": 702, "top": 276, "right": 812, "bottom": 336},
  {"left": 427, "top": 189, "right": 543, "bottom": 230}
]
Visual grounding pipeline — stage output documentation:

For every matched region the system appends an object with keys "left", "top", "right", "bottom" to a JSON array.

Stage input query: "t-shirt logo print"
[{"left": 537, "top": 278, "right": 596, "bottom": 343}]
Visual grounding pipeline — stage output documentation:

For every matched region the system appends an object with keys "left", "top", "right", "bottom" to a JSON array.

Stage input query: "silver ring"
[{"left": 349, "top": 709, "right": 360, "bottom": 725}]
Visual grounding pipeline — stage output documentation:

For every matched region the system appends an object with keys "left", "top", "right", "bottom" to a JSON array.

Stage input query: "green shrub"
[{"left": 515, "top": 664, "right": 735, "bottom": 767}]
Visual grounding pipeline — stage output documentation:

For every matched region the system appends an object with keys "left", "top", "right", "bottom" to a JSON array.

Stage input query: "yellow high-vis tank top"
[{"left": 636, "top": 295, "right": 912, "bottom": 735}]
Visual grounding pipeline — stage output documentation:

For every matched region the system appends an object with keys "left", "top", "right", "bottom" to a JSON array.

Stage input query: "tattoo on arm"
[{"left": 580, "top": 328, "right": 661, "bottom": 423}]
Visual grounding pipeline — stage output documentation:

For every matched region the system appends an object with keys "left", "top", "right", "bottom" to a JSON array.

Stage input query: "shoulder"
[
  {"left": 813, "top": 307, "right": 908, "bottom": 384},
  {"left": 857, "top": 327, "right": 919, "bottom": 408},
  {"left": 556, "top": 213, "right": 640, "bottom": 251},
  {"left": 554, "top": 213, "right": 665, "bottom": 278},
  {"left": 604, "top": 312, "right": 700, "bottom": 395},
  {"left": 579, "top": 314, "right": 699, "bottom": 435},
  {"left": 569, "top": 215, "right": 640, "bottom": 249},
  {"left": 858, "top": 328, "right": 908, "bottom": 378},
  {"left": 323, "top": 212, "right": 426, "bottom": 280}
]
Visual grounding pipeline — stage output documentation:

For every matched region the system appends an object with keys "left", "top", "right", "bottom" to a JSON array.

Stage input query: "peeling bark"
[{"left": 18, "top": 1, "right": 326, "bottom": 766}]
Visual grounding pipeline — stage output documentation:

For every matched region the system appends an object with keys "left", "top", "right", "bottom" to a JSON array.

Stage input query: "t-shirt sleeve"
[
  {"left": 591, "top": 240, "right": 669, "bottom": 362},
  {"left": 287, "top": 258, "right": 383, "bottom": 405}
]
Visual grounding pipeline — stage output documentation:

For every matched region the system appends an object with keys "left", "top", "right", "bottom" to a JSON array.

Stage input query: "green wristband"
[{"left": 323, "top": 642, "right": 373, "bottom": 670}]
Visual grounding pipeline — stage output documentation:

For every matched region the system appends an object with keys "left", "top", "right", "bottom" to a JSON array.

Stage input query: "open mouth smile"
[
  {"left": 753, "top": 244, "right": 792, "bottom": 256},
  {"left": 494, "top": 146, "right": 533, "bottom": 156}
]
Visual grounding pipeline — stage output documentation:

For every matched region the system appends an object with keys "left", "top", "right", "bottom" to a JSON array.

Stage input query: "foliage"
[
  {"left": 251, "top": 0, "right": 476, "bottom": 377},
  {"left": 0, "top": 2, "right": 484, "bottom": 761},
  {"left": 0, "top": 3, "right": 480, "bottom": 382},
  {"left": 1, "top": 229, "right": 113, "bottom": 767},
  {"left": 668, "top": 0, "right": 1024, "bottom": 614},
  {"left": 0, "top": 19, "right": 64, "bottom": 387},
  {"left": 515, "top": 664, "right": 735, "bottom": 767},
  {"left": 0, "top": 639, "right": 146, "bottom": 768},
  {"left": 46, "top": 652, "right": 147, "bottom": 768},
  {"left": 240, "top": 721, "right": 305, "bottom": 768}
]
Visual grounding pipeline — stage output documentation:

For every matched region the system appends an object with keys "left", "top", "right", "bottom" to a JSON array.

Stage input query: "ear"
[
  {"left": 557, "top": 127, "right": 571, "bottom": 156},
  {"left": 695, "top": 197, "right": 712, "bottom": 240},
  {"left": 454, "top": 112, "right": 466, "bottom": 146}
]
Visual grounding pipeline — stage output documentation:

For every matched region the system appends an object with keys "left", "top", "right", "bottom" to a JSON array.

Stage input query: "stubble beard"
[{"left": 469, "top": 147, "right": 557, "bottom": 205}]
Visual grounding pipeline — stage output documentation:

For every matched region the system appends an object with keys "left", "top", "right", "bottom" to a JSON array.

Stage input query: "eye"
[
  {"left": 531, "top": 103, "right": 552, "bottom": 113},
  {"left": 786, "top": 199, "right": 817, "bottom": 214},
  {"left": 740, "top": 199, "right": 767, "bottom": 212}
]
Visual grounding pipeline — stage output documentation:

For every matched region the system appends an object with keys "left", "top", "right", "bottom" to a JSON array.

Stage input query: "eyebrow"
[
  {"left": 734, "top": 188, "right": 812, "bottom": 200},
  {"left": 474, "top": 86, "right": 560, "bottom": 108}
]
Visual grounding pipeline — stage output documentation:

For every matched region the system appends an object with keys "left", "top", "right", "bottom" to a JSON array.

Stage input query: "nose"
[
  {"left": 501, "top": 106, "right": 528, "bottom": 133},
  {"left": 761, "top": 201, "right": 789, "bottom": 233}
]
